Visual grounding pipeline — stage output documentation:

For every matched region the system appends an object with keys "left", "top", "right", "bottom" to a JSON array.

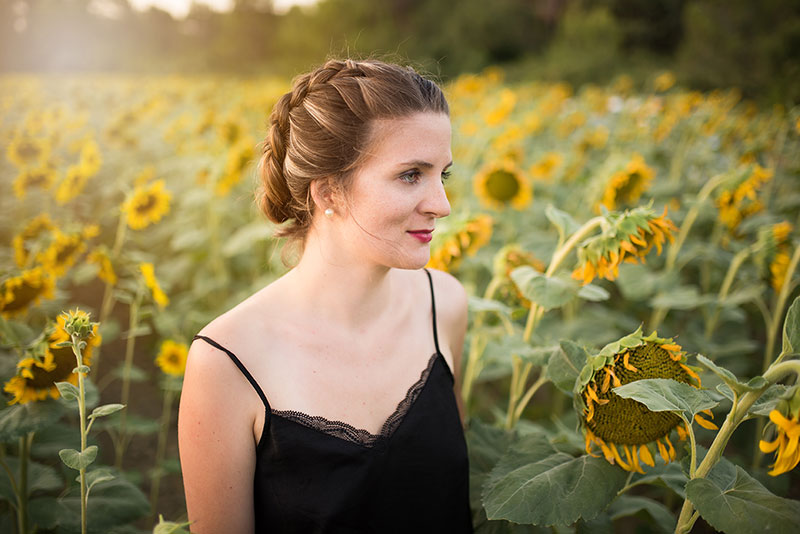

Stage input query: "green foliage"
[
  {"left": 686, "top": 464, "right": 800, "bottom": 533},
  {"left": 59, "top": 445, "right": 98, "bottom": 471},
  {"left": 783, "top": 295, "right": 800, "bottom": 356},
  {"left": 0, "top": 401, "right": 65, "bottom": 443},
  {"left": 482, "top": 433, "right": 628, "bottom": 526},
  {"left": 613, "top": 378, "right": 718, "bottom": 420},
  {"left": 548, "top": 341, "right": 589, "bottom": 395},
  {"left": 511, "top": 266, "right": 579, "bottom": 310},
  {"left": 56, "top": 476, "right": 150, "bottom": 534}
]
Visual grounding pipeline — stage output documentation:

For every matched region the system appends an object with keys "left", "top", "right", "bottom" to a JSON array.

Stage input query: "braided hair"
[{"left": 255, "top": 58, "right": 448, "bottom": 245}]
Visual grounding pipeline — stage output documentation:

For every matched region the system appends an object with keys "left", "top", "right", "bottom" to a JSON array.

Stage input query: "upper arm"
[
  {"left": 178, "top": 338, "right": 258, "bottom": 533},
  {"left": 428, "top": 269, "right": 469, "bottom": 426}
]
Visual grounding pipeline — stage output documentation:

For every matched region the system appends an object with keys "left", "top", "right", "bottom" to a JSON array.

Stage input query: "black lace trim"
[{"left": 270, "top": 352, "right": 440, "bottom": 448}]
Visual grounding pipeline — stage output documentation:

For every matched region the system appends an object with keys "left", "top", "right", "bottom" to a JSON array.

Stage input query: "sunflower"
[
  {"left": 474, "top": 159, "right": 532, "bottom": 210},
  {"left": 55, "top": 164, "right": 92, "bottom": 205},
  {"left": 87, "top": 247, "right": 117, "bottom": 286},
  {"left": 13, "top": 165, "right": 57, "bottom": 198},
  {"left": 529, "top": 152, "right": 563, "bottom": 181},
  {"left": 556, "top": 111, "right": 586, "bottom": 138},
  {"left": 483, "top": 88, "right": 517, "bottom": 127},
  {"left": 219, "top": 117, "right": 245, "bottom": 145},
  {"left": 3, "top": 315, "right": 101, "bottom": 405},
  {"left": 78, "top": 139, "right": 102, "bottom": 176},
  {"left": 13, "top": 214, "right": 55, "bottom": 267},
  {"left": 578, "top": 126, "right": 609, "bottom": 152},
  {"left": 0, "top": 267, "right": 56, "bottom": 319},
  {"left": 7, "top": 135, "right": 50, "bottom": 168},
  {"left": 493, "top": 244, "right": 546, "bottom": 309},
  {"left": 577, "top": 326, "right": 709, "bottom": 473},
  {"left": 36, "top": 230, "right": 87, "bottom": 277},
  {"left": 760, "top": 402, "right": 800, "bottom": 476},
  {"left": 770, "top": 249, "right": 792, "bottom": 293},
  {"left": 715, "top": 164, "right": 773, "bottom": 233},
  {"left": 427, "top": 215, "right": 493, "bottom": 272},
  {"left": 215, "top": 139, "right": 255, "bottom": 196},
  {"left": 653, "top": 72, "right": 676, "bottom": 92},
  {"left": 596, "top": 154, "right": 655, "bottom": 212},
  {"left": 572, "top": 205, "right": 678, "bottom": 286},
  {"left": 140, "top": 262, "right": 169, "bottom": 308},
  {"left": 156, "top": 340, "right": 188, "bottom": 377},
  {"left": 122, "top": 180, "right": 172, "bottom": 230}
]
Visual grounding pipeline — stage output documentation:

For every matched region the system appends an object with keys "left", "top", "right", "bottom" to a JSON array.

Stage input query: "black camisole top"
[{"left": 192, "top": 269, "right": 474, "bottom": 533}]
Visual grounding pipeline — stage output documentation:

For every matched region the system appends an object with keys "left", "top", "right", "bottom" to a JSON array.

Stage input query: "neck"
[{"left": 282, "top": 230, "right": 395, "bottom": 330}]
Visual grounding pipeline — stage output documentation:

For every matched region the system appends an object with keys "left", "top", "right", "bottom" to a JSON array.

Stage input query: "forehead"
[{"left": 363, "top": 112, "right": 452, "bottom": 164}]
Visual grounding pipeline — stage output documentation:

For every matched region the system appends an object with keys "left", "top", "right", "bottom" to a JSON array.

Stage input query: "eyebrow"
[{"left": 398, "top": 160, "right": 454, "bottom": 169}]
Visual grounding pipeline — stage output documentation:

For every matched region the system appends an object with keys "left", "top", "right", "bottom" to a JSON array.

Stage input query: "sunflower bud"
[{"left": 61, "top": 308, "right": 96, "bottom": 340}]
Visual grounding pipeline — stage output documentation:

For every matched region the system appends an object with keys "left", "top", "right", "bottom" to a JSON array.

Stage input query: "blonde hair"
[{"left": 255, "top": 58, "right": 449, "bottom": 247}]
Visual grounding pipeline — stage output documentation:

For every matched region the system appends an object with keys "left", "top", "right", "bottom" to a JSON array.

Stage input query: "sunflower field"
[{"left": 1, "top": 68, "right": 799, "bottom": 533}]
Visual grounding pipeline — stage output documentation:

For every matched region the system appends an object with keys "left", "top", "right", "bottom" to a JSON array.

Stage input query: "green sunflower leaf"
[
  {"left": 577, "top": 284, "right": 610, "bottom": 302},
  {"left": 55, "top": 381, "right": 80, "bottom": 401},
  {"left": 629, "top": 460, "right": 688, "bottom": 498},
  {"left": 545, "top": 203, "right": 580, "bottom": 242},
  {"left": 650, "top": 286, "right": 712, "bottom": 310},
  {"left": 549, "top": 340, "right": 589, "bottom": 394},
  {"left": 607, "top": 495, "right": 676, "bottom": 533},
  {"left": 59, "top": 445, "right": 98, "bottom": 471},
  {"left": 613, "top": 378, "right": 718, "bottom": 420},
  {"left": 686, "top": 465, "right": 800, "bottom": 534},
  {"left": 88, "top": 403, "right": 125, "bottom": 420},
  {"left": 782, "top": 295, "right": 800, "bottom": 356},
  {"left": 482, "top": 437, "right": 628, "bottom": 527},
  {"left": 696, "top": 355, "right": 768, "bottom": 394},
  {"left": 56, "top": 474, "right": 150, "bottom": 532},
  {"left": 468, "top": 296, "right": 513, "bottom": 323},
  {"left": 0, "top": 401, "right": 65, "bottom": 443},
  {"left": 510, "top": 266, "right": 579, "bottom": 311},
  {"left": 153, "top": 514, "right": 193, "bottom": 534}
]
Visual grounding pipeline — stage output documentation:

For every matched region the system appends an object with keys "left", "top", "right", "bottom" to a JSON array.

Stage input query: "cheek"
[{"left": 355, "top": 188, "right": 416, "bottom": 229}]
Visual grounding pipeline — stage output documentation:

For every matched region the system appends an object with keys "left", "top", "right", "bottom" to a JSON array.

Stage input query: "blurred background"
[{"left": 2, "top": 0, "right": 799, "bottom": 105}]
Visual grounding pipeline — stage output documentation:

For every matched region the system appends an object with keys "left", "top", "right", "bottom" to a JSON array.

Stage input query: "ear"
[{"left": 310, "top": 177, "right": 344, "bottom": 214}]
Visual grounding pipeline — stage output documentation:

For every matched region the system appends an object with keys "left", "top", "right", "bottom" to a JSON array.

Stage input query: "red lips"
[{"left": 408, "top": 229, "right": 433, "bottom": 243}]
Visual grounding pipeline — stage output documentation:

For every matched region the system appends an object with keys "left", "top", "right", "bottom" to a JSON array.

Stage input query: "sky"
[{"left": 126, "top": 0, "right": 318, "bottom": 18}]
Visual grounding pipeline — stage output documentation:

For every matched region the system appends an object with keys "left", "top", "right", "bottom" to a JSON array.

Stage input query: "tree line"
[{"left": 1, "top": 0, "right": 798, "bottom": 104}]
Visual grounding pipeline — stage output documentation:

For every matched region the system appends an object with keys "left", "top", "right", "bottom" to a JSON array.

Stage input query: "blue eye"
[{"left": 400, "top": 171, "right": 421, "bottom": 184}]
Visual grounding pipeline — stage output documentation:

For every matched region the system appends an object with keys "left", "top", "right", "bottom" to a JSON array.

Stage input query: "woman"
[{"left": 178, "top": 58, "right": 473, "bottom": 533}]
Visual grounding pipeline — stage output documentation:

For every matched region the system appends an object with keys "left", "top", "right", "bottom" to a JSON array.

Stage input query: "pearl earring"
[{"left": 324, "top": 208, "right": 334, "bottom": 218}]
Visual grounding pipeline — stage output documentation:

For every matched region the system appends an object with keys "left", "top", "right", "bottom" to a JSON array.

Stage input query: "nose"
[{"left": 421, "top": 179, "right": 451, "bottom": 218}]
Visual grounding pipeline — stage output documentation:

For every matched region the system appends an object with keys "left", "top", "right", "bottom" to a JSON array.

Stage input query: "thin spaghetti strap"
[
  {"left": 423, "top": 269, "right": 443, "bottom": 356},
  {"left": 192, "top": 334, "right": 271, "bottom": 412}
]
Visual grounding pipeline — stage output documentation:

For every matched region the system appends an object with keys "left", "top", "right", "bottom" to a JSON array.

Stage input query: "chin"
[{"left": 387, "top": 252, "right": 431, "bottom": 271}]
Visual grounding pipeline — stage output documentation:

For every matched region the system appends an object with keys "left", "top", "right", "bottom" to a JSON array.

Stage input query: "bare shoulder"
[
  {"left": 425, "top": 268, "right": 468, "bottom": 329},
  {"left": 178, "top": 298, "right": 269, "bottom": 532}
]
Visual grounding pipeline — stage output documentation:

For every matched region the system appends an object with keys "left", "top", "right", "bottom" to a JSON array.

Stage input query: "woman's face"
[{"left": 338, "top": 112, "right": 452, "bottom": 270}]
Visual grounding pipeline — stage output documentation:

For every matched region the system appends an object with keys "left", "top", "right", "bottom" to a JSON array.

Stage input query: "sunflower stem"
[
  {"left": 16, "top": 433, "right": 32, "bottom": 534},
  {"left": 763, "top": 244, "right": 800, "bottom": 372},
  {"left": 71, "top": 333, "right": 89, "bottom": 534},
  {"left": 111, "top": 208, "right": 127, "bottom": 259},
  {"left": 683, "top": 416, "right": 698, "bottom": 478},
  {"left": 651, "top": 173, "right": 729, "bottom": 331},
  {"left": 523, "top": 216, "right": 604, "bottom": 343},
  {"left": 705, "top": 246, "right": 751, "bottom": 340},
  {"left": 115, "top": 287, "right": 143, "bottom": 470},
  {"left": 462, "top": 275, "right": 502, "bottom": 409},
  {"left": 513, "top": 373, "right": 547, "bottom": 424},
  {"left": 674, "top": 358, "right": 800, "bottom": 534},
  {"left": 505, "top": 355, "right": 523, "bottom": 430},
  {"left": 148, "top": 387, "right": 176, "bottom": 524}
]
